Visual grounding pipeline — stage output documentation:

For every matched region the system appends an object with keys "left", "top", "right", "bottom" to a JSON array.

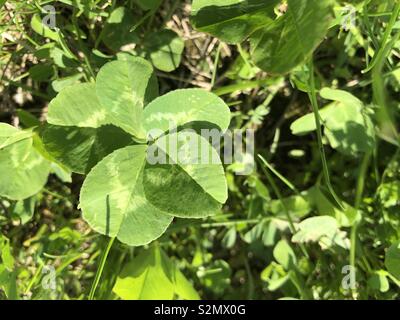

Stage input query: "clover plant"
[{"left": 43, "top": 56, "right": 231, "bottom": 246}]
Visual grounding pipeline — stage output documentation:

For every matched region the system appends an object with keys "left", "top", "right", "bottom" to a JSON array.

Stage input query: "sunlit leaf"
[
  {"left": 191, "top": 0, "right": 279, "bottom": 44},
  {"left": 250, "top": 0, "right": 334, "bottom": 74},
  {"left": 79, "top": 145, "right": 173, "bottom": 246}
]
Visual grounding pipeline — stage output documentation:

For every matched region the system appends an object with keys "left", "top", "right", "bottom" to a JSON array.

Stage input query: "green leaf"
[
  {"left": 307, "top": 186, "right": 360, "bottom": 227},
  {"left": 79, "top": 145, "right": 173, "bottom": 246},
  {"left": 103, "top": 7, "right": 140, "bottom": 51},
  {"left": 222, "top": 227, "right": 237, "bottom": 248},
  {"left": 0, "top": 123, "right": 19, "bottom": 144},
  {"left": 113, "top": 246, "right": 174, "bottom": 300},
  {"left": 143, "top": 29, "right": 184, "bottom": 72},
  {"left": 321, "top": 90, "right": 375, "bottom": 156},
  {"left": 163, "top": 249, "right": 200, "bottom": 300},
  {"left": 143, "top": 89, "right": 231, "bottom": 139},
  {"left": 265, "top": 272, "right": 290, "bottom": 292},
  {"left": 28, "top": 64, "right": 54, "bottom": 82},
  {"left": 385, "top": 240, "right": 400, "bottom": 280},
  {"left": 42, "top": 124, "right": 135, "bottom": 174},
  {"left": 290, "top": 104, "right": 335, "bottom": 136},
  {"left": 273, "top": 239, "right": 297, "bottom": 270},
  {"left": 51, "top": 73, "right": 83, "bottom": 92},
  {"left": 368, "top": 271, "right": 390, "bottom": 293},
  {"left": 191, "top": 0, "right": 279, "bottom": 44},
  {"left": 0, "top": 236, "right": 18, "bottom": 300},
  {"left": 268, "top": 194, "right": 312, "bottom": 219},
  {"left": 243, "top": 220, "right": 278, "bottom": 246},
  {"left": 320, "top": 88, "right": 364, "bottom": 108},
  {"left": 47, "top": 57, "right": 158, "bottom": 139},
  {"left": 173, "top": 266, "right": 201, "bottom": 300},
  {"left": 0, "top": 122, "right": 25, "bottom": 150},
  {"left": 44, "top": 59, "right": 230, "bottom": 248},
  {"left": 143, "top": 131, "right": 227, "bottom": 218},
  {"left": 292, "top": 216, "right": 338, "bottom": 243},
  {"left": 226, "top": 53, "right": 261, "bottom": 80},
  {"left": 96, "top": 57, "right": 159, "bottom": 138},
  {"left": 0, "top": 127, "right": 34, "bottom": 150},
  {"left": 47, "top": 83, "right": 109, "bottom": 128},
  {"left": 113, "top": 246, "right": 199, "bottom": 300},
  {"left": 0, "top": 267, "right": 18, "bottom": 300},
  {"left": 0, "top": 136, "right": 50, "bottom": 200},
  {"left": 378, "top": 181, "right": 400, "bottom": 208},
  {"left": 30, "top": 14, "right": 61, "bottom": 42},
  {"left": 16, "top": 110, "right": 41, "bottom": 128},
  {"left": 291, "top": 88, "right": 375, "bottom": 156},
  {"left": 49, "top": 46, "right": 77, "bottom": 68},
  {"left": 292, "top": 216, "right": 349, "bottom": 250},
  {"left": 250, "top": 0, "right": 334, "bottom": 74},
  {"left": 0, "top": 236, "right": 14, "bottom": 271},
  {"left": 11, "top": 196, "right": 36, "bottom": 225},
  {"left": 50, "top": 162, "right": 72, "bottom": 183}
]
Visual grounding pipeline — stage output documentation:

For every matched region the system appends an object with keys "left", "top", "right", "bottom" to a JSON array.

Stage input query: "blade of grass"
[
  {"left": 362, "top": 2, "right": 400, "bottom": 73},
  {"left": 258, "top": 155, "right": 300, "bottom": 195},
  {"left": 307, "top": 59, "right": 344, "bottom": 210},
  {"left": 88, "top": 236, "right": 115, "bottom": 300},
  {"left": 211, "top": 41, "right": 222, "bottom": 88}
]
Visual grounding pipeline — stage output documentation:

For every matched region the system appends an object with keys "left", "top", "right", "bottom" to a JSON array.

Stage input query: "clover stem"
[{"left": 88, "top": 236, "right": 116, "bottom": 300}]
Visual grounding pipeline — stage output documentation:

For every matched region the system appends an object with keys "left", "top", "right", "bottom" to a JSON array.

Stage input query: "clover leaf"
[
  {"left": 45, "top": 56, "right": 231, "bottom": 246},
  {"left": 0, "top": 123, "right": 50, "bottom": 200}
]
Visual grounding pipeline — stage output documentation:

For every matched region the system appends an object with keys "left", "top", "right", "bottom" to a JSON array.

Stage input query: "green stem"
[
  {"left": 307, "top": 59, "right": 344, "bottom": 210},
  {"left": 88, "top": 236, "right": 115, "bottom": 300},
  {"left": 24, "top": 263, "right": 44, "bottom": 295},
  {"left": 211, "top": 42, "right": 222, "bottom": 88},
  {"left": 354, "top": 153, "right": 371, "bottom": 209},
  {"left": 130, "top": 7, "right": 157, "bottom": 32},
  {"left": 237, "top": 43, "right": 252, "bottom": 71},
  {"left": 349, "top": 152, "right": 371, "bottom": 298}
]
